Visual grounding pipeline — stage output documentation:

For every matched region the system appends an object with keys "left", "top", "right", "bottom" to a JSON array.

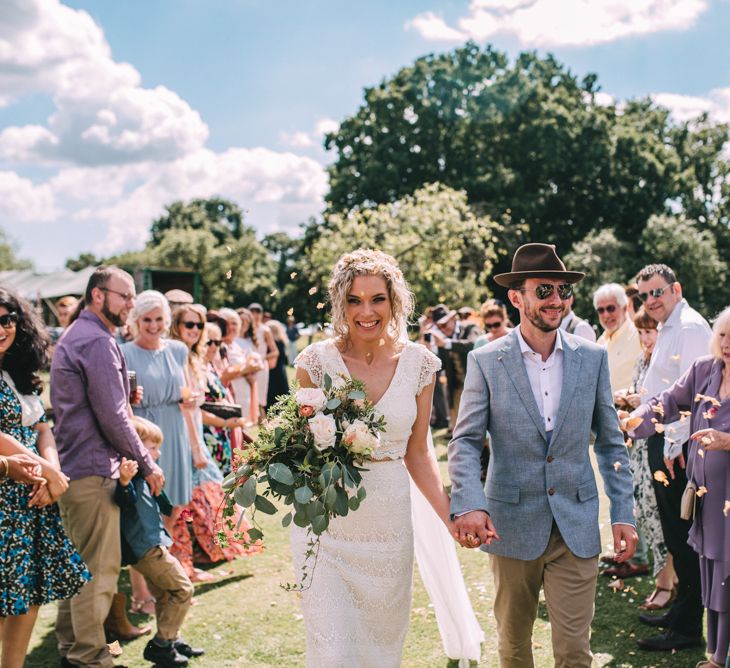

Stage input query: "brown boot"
[{"left": 104, "top": 592, "right": 152, "bottom": 642}]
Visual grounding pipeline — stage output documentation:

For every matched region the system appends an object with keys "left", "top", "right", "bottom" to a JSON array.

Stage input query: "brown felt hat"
[{"left": 493, "top": 243, "right": 585, "bottom": 288}]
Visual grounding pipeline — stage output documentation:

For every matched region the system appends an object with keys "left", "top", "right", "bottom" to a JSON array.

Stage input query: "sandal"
[
  {"left": 695, "top": 660, "right": 723, "bottom": 668},
  {"left": 641, "top": 586, "right": 676, "bottom": 610},
  {"left": 130, "top": 596, "right": 156, "bottom": 616}
]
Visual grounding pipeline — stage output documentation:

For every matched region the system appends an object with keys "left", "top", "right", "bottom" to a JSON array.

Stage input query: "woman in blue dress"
[{"left": 0, "top": 287, "right": 90, "bottom": 665}]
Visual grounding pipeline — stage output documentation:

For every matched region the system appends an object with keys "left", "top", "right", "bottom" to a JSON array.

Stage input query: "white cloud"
[
  {"left": 0, "top": 171, "right": 56, "bottom": 222},
  {"left": 279, "top": 117, "right": 340, "bottom": 151},
  {"left": 406, "top": 0, "right": 708, "bottom": 47},
  {"left": 279, "top": 131, "right": 315, "bottom": 149},
  {"left": 0, "top": 0, "right": 207, "bottom": 165},
  {"left": 652, "top": 88, "right": 730, "bottom": 123}
]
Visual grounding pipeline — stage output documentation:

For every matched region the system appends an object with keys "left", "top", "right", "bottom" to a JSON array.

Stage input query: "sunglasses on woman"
[
  {"left": 181, "top": 321, "right": 204, "bottom": 330},
  {"left": 206, "top": 339, "right": 222, "bottom": 347},
  {"left": 519, "top": 284, "right": 573, "bottom": 300},
  {"left": 638, "top": 283, "right": 674, "bottom": 302},
  {"left": 484, "top": 321, "right": 503, "bottom": 331},
  {"left": 0, "top": 312, "right": 18, "bottom": 329},
  {"left": 595, "top": 305, "right": 617, "bottom": 315}
]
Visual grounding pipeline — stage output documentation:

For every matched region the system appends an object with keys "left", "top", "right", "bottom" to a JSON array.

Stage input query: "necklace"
[{"left": 364, "top": 351, "right": 374, "bottom": 366}]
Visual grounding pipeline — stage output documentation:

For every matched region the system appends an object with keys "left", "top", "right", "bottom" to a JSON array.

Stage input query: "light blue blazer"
[{"left": 447, "top": 329, "right": 635, "bottom": 560}]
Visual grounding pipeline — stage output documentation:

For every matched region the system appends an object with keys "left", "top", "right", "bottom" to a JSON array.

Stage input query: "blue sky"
[{"left": 1, "top": 0, "right": 729, "bottom": 270}]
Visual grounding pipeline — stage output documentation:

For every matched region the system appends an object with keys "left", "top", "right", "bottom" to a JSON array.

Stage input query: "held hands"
[
  {"left": 611, "top": 524, "right": 639, "bottom": 563},
  {"left": 119, "top": 457, "right": 139, "bottom": 486},
  {"left": 145, "top": 463, "right": 165, "bottom": 496},
  {"left": 691, "top": 427, "right": 730, "bottom": 452},
  {"left": 5, "top": 454, "right": 45, "bottom": 485},
  {"left": 452, "top": 510, "right": 500, "bottom": 549}
]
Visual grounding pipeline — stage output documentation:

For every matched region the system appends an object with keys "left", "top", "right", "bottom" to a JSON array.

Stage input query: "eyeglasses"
[
  {"left": 0, "top": 312, "right": 18, "bottom": 329},
  {"left": 519, "top": 283, "right": 573, "bottom": 300},
  {"left": 638, "top": 283, "right": 675, "bottom": 302},
  {"left": 596, "top": 305, "right": 617, "bottom": 315},
  {"left": 100, "top": 287, "right": 135, "bottom": 302},
  {"left": 206, "top": 339, "right": 222, "bottom": 347},
  {"left": 484, "top": 321, "right": 503, "bottom": 331},
  {"left": 181, "top": 321, "right": 204, "bottom": 330}
]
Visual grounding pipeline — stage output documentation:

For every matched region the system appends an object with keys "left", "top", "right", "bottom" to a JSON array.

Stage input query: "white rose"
[
  {"left": 295, "top": 388, "right": 327, "bottom": 413},
  {"left": 343, "top": 419, "right": 380, "bottom": 455},
  {"left": 308, "top": 413, "right": 337, "bottom": 451}
]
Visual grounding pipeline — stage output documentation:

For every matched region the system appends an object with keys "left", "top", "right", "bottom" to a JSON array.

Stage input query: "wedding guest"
[
  {"left": 115, "top": 416, "right": 204, "bottom": 667},
  {"left": 429, "top": 303, "right": 482, "bottom": 432},
  {"left": 560, "top": 294, "right": 596, "bottom": 341},
  {"left": 611, "top": 308, "right": 676, "bottom": 608},
  {"left": 625, "top": 284, "right": 642, "bottom": 320},
  {"left": 51, "top": 267, "right": 164, "bottom": 668},
  {"left": 266, "top": 320, "right": 290, "bottom": 408},
  {"left": 628, "top": 305, "right": 730, "bottom": 666},
  {"left": 0, "top": 287, "right": 90, "bottom": 667},
  {"left": 169, "top": 305, "right": 255, "bottom": 580},
  {"left": 285, "top": 316, "right": 300, "bottom": 368},
  {"left": 247, "top": 303, "right": 278, "bottom": 421},
  {"left": 164, "top": 289, "right": 194, "bottom": 312},
  {"left": 220, "top": 308, "right": 262, "bottom": 425},
  {"left": 473, "top": 299, "right": 511, "bottom": 349},
  {"left": 629, "top": 263, "right": 711, "bottom": 652}
]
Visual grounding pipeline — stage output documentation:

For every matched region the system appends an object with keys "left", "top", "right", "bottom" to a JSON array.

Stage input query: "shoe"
[
  {"left": 602, "top": 562, "right": 650, "bottom": 578},
  {"left": 636, "top": 630, "right": 704, "bottom": 651},
  {"left": 143, "top": 640, "right": 189, "bottom": 667},
  {"left": 640, "top": 586, "right": 676, "bottom": 610},
  {"left": 104, "top": 592, "right": 152, "bottom": 641},
  {"left": 174, "top": 639, "right": 205, "bottom": 658},
  {"left": 639, "top": 611, "right": 673, "bottom": 628},
  {"left": 695, "top": 660, "right": 724, "bottom": 668}
]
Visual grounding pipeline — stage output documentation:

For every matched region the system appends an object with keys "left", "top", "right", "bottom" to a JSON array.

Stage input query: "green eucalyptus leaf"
[
  {"left": 347, "top": 390, "right": 365, "bottom": 400},
  {"left": 254, "top": 494, "right": 277, "bottom": 515},
  {"left": 233, "top": 477, "right": 257, "bottom": 508},
  {"left": 294, "top": 485, "right": 314, "bottom": 504},
  {"left": 281, "top": 513, "right": 293, "bottom": 528},
  {"left": 293, "top": 510, "right": 309, "bottom": 528},
  {"left": 305, "top": 499, "right": 325, "bottom": 521},
  {"left": 311, "top": 514, "right": 329, "bottom": 535},
  {"left": 247, "top": 528, "right": 263, "bottom": 541},
  {"left": 357, "top": 487, "right": 367, "bottom": 501},
  {"left": 324, "top": 486, "right": 337, "bottom": 510},
  {"left": 348, "top": 496, "right": 361, "bottom": 511},
  {"left": 323, "top": 374, "right": 332, "bottom": 391},
  {"left": 268, "top": 462, "right": 295, "bottom": 485},
  {"left": 334, "top": 487, "right": 349, "bottom": 516},
  {"left": 326, "top": 398, "right": 341, "bottom": 410}
]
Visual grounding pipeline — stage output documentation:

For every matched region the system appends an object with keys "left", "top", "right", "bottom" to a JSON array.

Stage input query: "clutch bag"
[
  {"left": 680, "top": 479, "right": 698, "bottom": 521},
  {"left": 201, "top": 402, "right": 242, "bottom": 420}
]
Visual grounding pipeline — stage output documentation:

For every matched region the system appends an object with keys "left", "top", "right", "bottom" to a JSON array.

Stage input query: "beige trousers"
[
  {"left": 490, "top": 523, "right": 598, "bottom": 668},
  {"left": 133, "top": 546, "right": 194, "bottom": 641},
  {"left": 56, "top": 476, "right": 120, "bottom": 668}
]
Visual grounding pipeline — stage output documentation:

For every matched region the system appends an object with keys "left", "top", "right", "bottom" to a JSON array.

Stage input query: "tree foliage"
[{"left": 0, "top": 229, "right": 32, "bottom": 271}]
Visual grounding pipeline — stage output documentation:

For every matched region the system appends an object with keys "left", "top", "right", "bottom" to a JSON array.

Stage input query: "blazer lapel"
[
  {"left": 498, "top": 333, "right": 548, "bottom": 442},
  {"left": 551, "top": 331, "right": 582, "bottom": 443}
]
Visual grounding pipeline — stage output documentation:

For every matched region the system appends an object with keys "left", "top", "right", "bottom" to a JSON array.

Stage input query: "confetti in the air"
[
  {"left": 651, "top": 404, "right": 665, "bottom": 416},
  {"left": 613, "top": 461, "right": 622, "bottom": 471},
  {"left": 701, "top": 436, "right": 713, "bottom": 445},
  {"left": 290, "top": 272, "right": 298, "bottom": 280},
  {"left": 226, "top": 245, "right": 232, "bottom": 253},
  {"left": 316, "top": 302, "right": 325, "bottom": 310},
  {"left": 724, "top": 500, "right": 730, "bottom": 517},
  {"left": 225, "top": 270, "right": 232, "bottom": 280},
  {"left": 308, "top": 287, "right": 317, "bottom": 295},
  {"left": 696, "top": 486, "right": 708, "bottom": 498},
  {"left": 270, "top": 289, "right": 278, "bottom": 297},
  {"left": 287, "top": 308, "right": 294, "bottom": 317},
  {"left": 379, "top": 338, "right": 385, "bottom": 347},
  {"left": 698, "top": 448, "right": 705, "bottom": 458},
  {"left": 622, "top": 416, "right": 643, "bottom": 432},
  {"left": 670, "top": 354, "right": 680, "bottom": 361}
]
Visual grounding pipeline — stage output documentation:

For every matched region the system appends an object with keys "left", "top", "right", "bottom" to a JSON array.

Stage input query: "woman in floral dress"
[{"left": 0, "top": 287, "right": 90, "bottom": 665}]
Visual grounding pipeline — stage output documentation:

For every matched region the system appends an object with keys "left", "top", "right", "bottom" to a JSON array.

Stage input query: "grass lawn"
[{"left": 26, "top": 430, "right": 706, "bottom": 667}]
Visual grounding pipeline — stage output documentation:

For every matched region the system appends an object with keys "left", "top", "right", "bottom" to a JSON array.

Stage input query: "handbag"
[
  {"left": 680, "top": 479, "right": 698, "bottom": 521},
  {"left": 201, "top": 402, "right": 242, "bottom": 420}
]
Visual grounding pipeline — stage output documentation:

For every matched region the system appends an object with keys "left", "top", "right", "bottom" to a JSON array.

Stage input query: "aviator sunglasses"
[
  {"left": 484, "top": 321, "right": 504, "bottom": 331},
  {"left": 519, "top": 283, "right": 573, "bottom": 300},
  {"left": 596, "top": 305, "right": 617, "bottom": 315},
  {"left": 638, "top": 282, "right": 675, "bottom": 302},
  {"left": 181, "top": 321, "right": 204, "bottom": 330},
  {"left": 0, "top": 312, "right": 19, "bottom": 328}
]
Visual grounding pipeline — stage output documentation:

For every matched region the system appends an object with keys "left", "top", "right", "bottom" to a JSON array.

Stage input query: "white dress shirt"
[
  {"left": 641, "top": 299, "right": 711, "bottom": 458},
  {"left": 560, "top": 311, "right": 596, "bottom": 342},
  {"left": 516, "top": 326, "right": 564, "bottom": 433}
]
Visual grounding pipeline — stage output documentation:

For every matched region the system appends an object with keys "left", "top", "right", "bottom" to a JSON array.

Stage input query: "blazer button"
[
  {"left": 546, "top": 456, "right": 554, "bottom": 463},
  {"left": 548, "top": 487, "right": 555, "bottom": 496}
]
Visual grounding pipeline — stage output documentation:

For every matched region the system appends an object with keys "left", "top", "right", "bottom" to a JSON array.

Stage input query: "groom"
[{"left": 448, "top": 243, "right": 637, "bottom": 668}]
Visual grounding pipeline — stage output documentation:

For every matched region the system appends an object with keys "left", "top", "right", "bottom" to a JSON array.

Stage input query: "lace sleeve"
[
  {"left": 416, "top": 346, "right": 442, "bottom": 395},
  {"left": 294, "top": 344, "right": 323, "bottom": 387}
]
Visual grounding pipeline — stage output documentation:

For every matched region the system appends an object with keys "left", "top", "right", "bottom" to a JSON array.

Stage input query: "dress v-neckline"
[{"left": 331, "top": 341, "right": 407, "bottom": 408}]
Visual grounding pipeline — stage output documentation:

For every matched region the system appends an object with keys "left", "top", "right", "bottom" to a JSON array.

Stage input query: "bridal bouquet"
[{"left": 218, "top": 373, "right": 385, "bottom": 589}]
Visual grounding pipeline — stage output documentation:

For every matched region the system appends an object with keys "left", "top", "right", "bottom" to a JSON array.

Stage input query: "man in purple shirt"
[{"left": 51, "top": 266, "right": 165, "bottom": 668}]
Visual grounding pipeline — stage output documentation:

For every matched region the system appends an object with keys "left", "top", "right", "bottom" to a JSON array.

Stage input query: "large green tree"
[
  {"left": 325, "top": 43, "right": 729, "bottom": 265},
  {"left": 0, "top": 229, "right": 32, "bottom": 271},
  {"left": 292, "top": 183, "right": 504, "bottom": 323}
]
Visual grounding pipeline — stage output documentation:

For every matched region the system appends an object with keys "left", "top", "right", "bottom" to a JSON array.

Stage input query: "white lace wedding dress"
[{"left": 292, "top": 338, "right": 441, "bottom": 668}]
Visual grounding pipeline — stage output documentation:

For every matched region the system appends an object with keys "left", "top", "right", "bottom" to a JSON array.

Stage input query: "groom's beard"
[{"left": 523, "top": 300, "right": 560, "bottom": 333}]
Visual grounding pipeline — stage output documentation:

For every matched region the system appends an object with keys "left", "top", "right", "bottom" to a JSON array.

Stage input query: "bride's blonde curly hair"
[{"left": 328, "top": 249, "right": 414, "bottom": 345}]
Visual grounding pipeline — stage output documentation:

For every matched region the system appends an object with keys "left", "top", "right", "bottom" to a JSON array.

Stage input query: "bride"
[{"left": 292, "top": 249, "right": 478, "bottom": 667}]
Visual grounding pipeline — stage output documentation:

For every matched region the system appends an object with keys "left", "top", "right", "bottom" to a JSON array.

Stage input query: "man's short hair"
[
  {"left": 84, "top": 266, "right": 129, "bottom": 302},
  {"left": 637, "top": 264, "right": 677, "bottom": 286},
  {"left": 592, "top": 283, "right": 628, "bottom": 309}
]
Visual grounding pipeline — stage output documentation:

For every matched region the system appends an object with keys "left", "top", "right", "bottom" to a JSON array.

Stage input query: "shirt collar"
[
  {"left": 658, "top": 298, "right": 688, "bottom": 332},
  {"left": 605, "top": 317, "right": 631, "bottom": 341},
  {"left": 516, "top": 325, "right": 564, "bottom": 358}
]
